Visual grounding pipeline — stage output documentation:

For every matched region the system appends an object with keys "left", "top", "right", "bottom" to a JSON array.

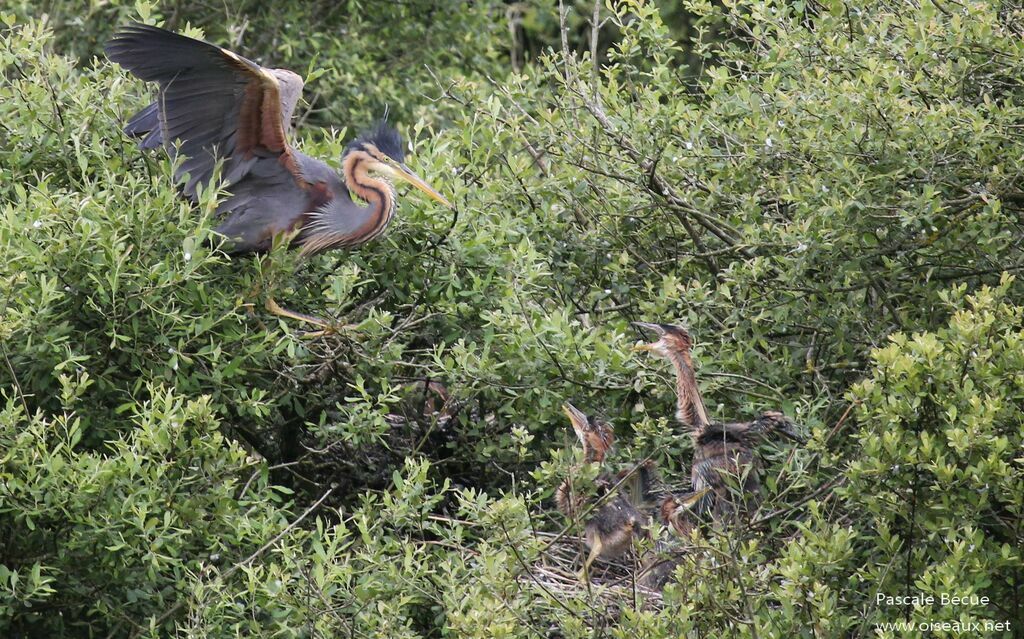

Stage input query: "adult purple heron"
[
  {"left": 632, "top": 323, "right": 802, "bottom": 522},
  {"left": 105, "top": 23, "right": 453, "bottom": 326}
]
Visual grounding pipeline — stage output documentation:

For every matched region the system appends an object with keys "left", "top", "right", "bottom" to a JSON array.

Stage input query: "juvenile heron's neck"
[{"left": 664, "top": 349, "right": 710, "bottom": 430}]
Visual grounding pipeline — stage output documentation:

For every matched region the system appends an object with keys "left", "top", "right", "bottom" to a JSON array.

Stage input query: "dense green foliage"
[{"left": 1, "top": 0, "right": 1021, "bottom": 636}]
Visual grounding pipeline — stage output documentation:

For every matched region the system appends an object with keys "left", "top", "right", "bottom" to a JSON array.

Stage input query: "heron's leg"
[
  {"left": 265, "top": 297, "right": 355, "bottom": 338},
  {"left": 257, "top": 250, "right": 355, "bottom": 337},
  {"left": 579, "top": 537, "right": 603, "bottom": 583},
  {"left": 265, "top": 297, "right": 332, "bottom": 328}
]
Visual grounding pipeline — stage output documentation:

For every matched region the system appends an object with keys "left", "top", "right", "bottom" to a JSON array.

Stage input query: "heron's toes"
[{"left": 299, "top": 323, "right": 358, "bottom": 339}]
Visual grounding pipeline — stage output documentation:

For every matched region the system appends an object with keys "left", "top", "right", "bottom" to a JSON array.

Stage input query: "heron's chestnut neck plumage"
[
  {"left": 663, "top": 347, "right": 710, "bottom": 431},
  {"left": 296, "top": 150, "right": 398, "bottom": 256},
  {"left": 342, "top": 150, "right": 396, "bottom": 217},
  {"left": 583, "top": 434, "right": 608, "bottom": 464},
  {"left": 336, "top": 148, "right": 397, "bottom": 243}
]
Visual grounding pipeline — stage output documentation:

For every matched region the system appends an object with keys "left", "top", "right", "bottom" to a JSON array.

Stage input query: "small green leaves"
[{"left": 2, "top": 0, "right": 1023, "bottom": 636}]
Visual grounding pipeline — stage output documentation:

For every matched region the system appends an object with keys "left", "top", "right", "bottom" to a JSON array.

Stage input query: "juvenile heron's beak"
[
  {"left": 561, "top": 402, "right": 592, "bottom": 451},
  {"left": 394, "top": 163, "right": 453, "bottom": 209},
  {"left": 561, "top": 402, "right": 588, "bottom": 430},
  {"left": 631, "top": 322, "right": 665, "bottom": 352},
  {"left": 777, "top": 421, "right": 807, "bottom": 444},
  {"left": 680, "top": 488, "right": 710, "bottom": 507}
]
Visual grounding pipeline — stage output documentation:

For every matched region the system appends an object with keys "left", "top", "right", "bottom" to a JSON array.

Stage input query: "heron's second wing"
[
  {"left": 106, "top": 23, "right": 305, "bottom": 198},
  {"left": 124, "top": 67, "right": 301, "bottom": 152},
  {"left": 124, "top": 101, "right": 162, "bottom": 150}
]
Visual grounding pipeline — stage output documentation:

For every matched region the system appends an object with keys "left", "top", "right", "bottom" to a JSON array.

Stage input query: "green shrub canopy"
[{"left": 1, "top": 0, "right": 1021, "bottom": 636}]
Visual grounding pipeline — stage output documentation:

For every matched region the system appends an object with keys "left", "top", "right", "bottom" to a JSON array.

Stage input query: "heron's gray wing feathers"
[
  {"left": 213, "top": 158, "right": 309, "bottom": 253},
  {"left": 273, "top": 70, "right": 303, "bottom": 136},
  {"left": 124, "top": 101, "right": 162, "bottom": 150},
  {"left": 211, "top": 152, "right": 349, "bottom": 254},
  {"left": 106, "top": 23, "right": 304, "bottom": 199}
]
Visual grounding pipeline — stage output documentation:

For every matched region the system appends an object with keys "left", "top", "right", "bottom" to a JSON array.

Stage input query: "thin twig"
[
  {"left": 0, "top": 341, "right": 29, "bottom": 417},
  {"left": 824, "top": 402, "right": 859, "bottom": 445},
  {"left": 751, "top": 476, "right": 846, "bottom": 526}
]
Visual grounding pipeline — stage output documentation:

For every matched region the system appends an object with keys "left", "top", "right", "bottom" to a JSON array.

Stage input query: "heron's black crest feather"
[{"left": 349, "top": 121, "right": 405, "bottom": 161}]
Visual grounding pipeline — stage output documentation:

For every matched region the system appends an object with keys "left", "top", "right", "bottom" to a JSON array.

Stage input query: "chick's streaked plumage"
[{"left": 556, "top": 403, "right": 651, "bottom": 577}]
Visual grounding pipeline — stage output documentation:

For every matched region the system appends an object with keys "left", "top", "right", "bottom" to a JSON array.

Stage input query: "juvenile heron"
[
  {"left": 105, "top": 23, "right": 452, "bottom": 326},
  {"left": 556, "top": 402, "right": 653, "bottom": 583},
  {"left": 632, "top": 323, "right": 802, "bottom": 521},
  {"left": 658, "top": 488, "right": 709, "bottom": 538},
  {"left": 634, "top": 487, "right": 708, "bottom": 590}
]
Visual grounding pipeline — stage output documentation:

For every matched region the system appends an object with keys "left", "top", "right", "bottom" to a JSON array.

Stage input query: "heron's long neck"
[
  {"left": 342, "top": 151, "right": 396, "bottom": 241},
  {"left": 558, "top": 438, "right": 606, "bottom": 517},
  {"left": 665, "top": 349, "right": 710, "bottom": 432}
]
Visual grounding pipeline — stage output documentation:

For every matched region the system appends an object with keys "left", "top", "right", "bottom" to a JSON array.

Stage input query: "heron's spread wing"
[{"left": 106, "top": 23, "right": 305, "bottom": 198}]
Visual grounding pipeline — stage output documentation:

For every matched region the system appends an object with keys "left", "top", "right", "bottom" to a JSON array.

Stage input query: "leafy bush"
[
  {"left": 1, "top": 0, "right": 1021, "bottom": 635},
  {"left": 848, "top": 277, "right": 1023, "bottom": 631}
]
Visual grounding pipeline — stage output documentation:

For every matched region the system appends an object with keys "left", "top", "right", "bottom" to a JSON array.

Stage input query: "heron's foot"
[
  {"left": 578, "top": 541, "right": 602, "bottom": 584},
  {"left": 265, "top": 297, "right": 356, "bottom": 338},
  {"left": 577, "top": 565, "right": 590, "bottom": 584}
]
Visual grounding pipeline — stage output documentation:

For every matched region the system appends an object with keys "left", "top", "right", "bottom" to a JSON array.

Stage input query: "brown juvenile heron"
[
  {"left": 634, "top": 487, "right": 708, "bottom": 590},
  {"left": 632, "top": 323, "right": 802, "bottom": 522},
  {"left": 658, "top": 488, "right": 709, "bottom": 538},
  {"left": 105, "top": 23, "right": 452, "bottom": 326},
  {"left": 555, "top": 402, "right": 653, "bottom": 583}
]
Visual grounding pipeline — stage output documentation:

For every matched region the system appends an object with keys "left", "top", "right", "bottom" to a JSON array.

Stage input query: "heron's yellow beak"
[
  {"left": 394, "top": 163, "right": 453, "bottom": 209},
  {"left": 632, "top": 342, "right": 655, "bottom": 353}
]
